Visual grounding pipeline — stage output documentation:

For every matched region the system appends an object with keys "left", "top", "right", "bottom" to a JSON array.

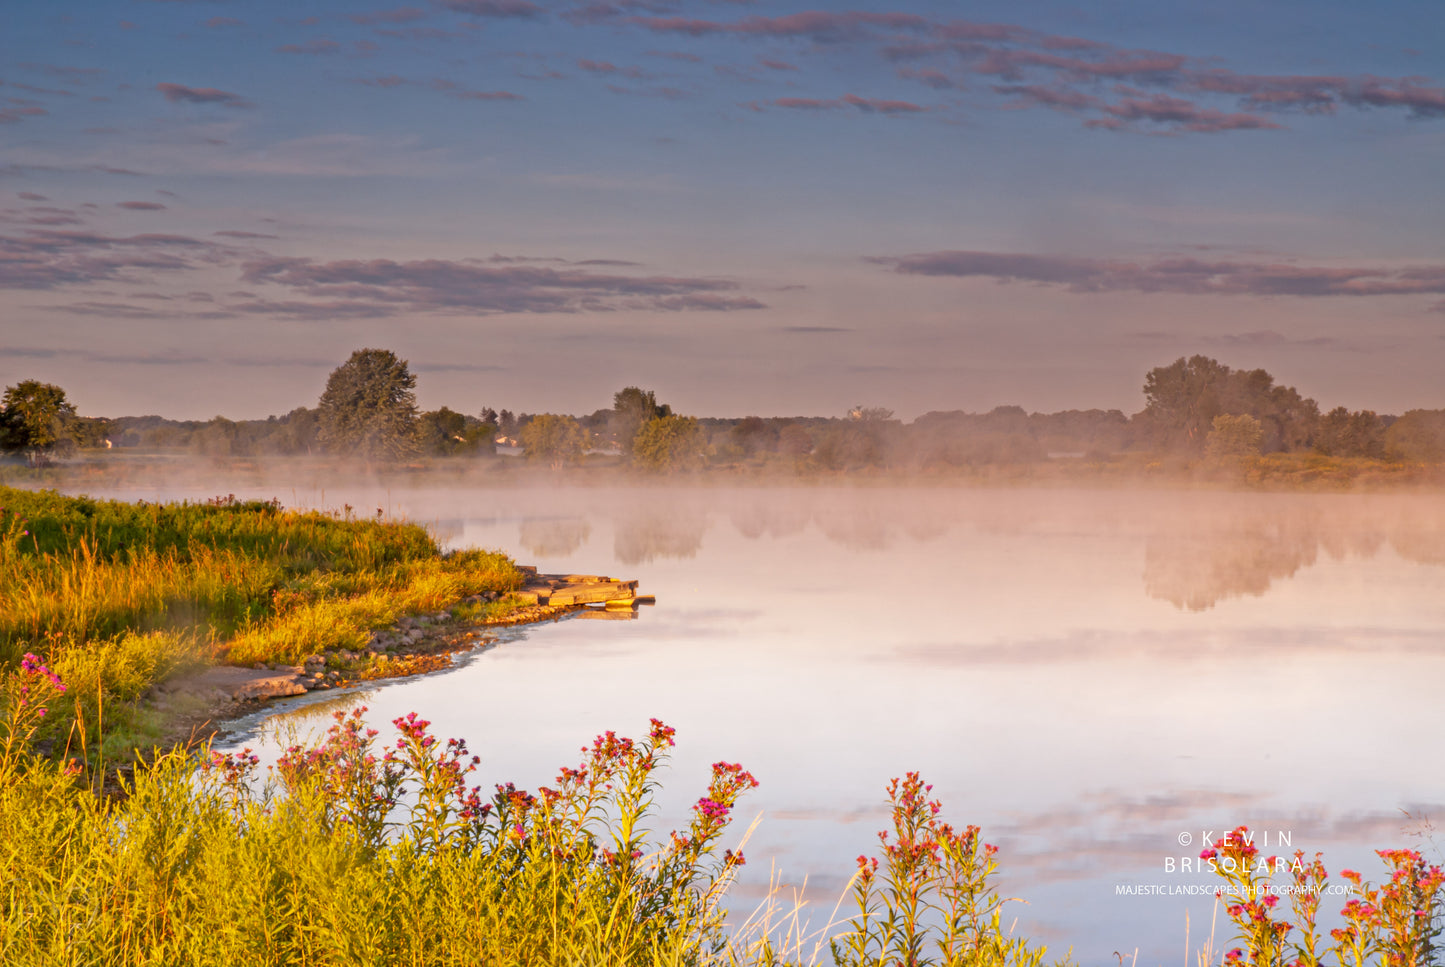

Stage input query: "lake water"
[{"left": 185, "top": 482, "right": 1445, "bottom": 965}]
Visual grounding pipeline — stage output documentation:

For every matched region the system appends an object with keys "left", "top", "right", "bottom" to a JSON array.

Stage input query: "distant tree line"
[{"left": 4, "top": 351, "right": 1445, "bottom": 471}]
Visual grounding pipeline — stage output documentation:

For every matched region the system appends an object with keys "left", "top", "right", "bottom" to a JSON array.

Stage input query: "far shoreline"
[{"left": 6, "top": 448, "right": 1445, "bottom": 495}]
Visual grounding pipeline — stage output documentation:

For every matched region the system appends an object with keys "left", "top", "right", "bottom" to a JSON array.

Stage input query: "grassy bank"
[{"left": 0, "top": 486, "right": 523, "bottom": 758}]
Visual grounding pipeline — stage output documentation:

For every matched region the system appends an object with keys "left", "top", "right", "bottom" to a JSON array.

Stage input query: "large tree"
[
  {"left": 317, "top": 349, "right": 420, "bottom": 460},
  {"left": 632, "top": 415, "right": 708, "bottom": 471},
  {"left": 520, "top": 414, "right": 587, "bottom": 468},
  {"left": 0, "top": 380, "right": 77, "bottom": 463},
  {"left": 1139, "top": 356, "right": 1318, "bottom": 453},
  {"left": 610, "top": 386, "right": 671, "bottom": 456}
]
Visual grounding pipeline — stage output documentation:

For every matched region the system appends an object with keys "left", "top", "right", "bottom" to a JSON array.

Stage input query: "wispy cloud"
[
  {"left": 349, "top": 7, "right": 429, "bottom": 26},
  {"left": 618, "top": 9, "right": 1445, "bottom": 133},
  {"left": 276, "top": 38, "right": 344, "bottom": 56},
  {"left": 752, "top": 93, "right": 927, "bottom": 114},
  {"left": 872, "top": 250, "right": 1445, "bottom": 300},
  {"left": 0, "top": 105, "right": 49, "bottom": 125},
  {"left": 355, "top": 75, "right": 525, "bottom": 102},
  {"left": 156, "top": 83, "right": 253, "bottom": 108},
  {"left": 0, "top": 229, "right": 233, "bottom": 289},
  {"left": 237, "top": 254, "right": 767, "bottom": 316},
  {"left": 435, "top": 0, "right": 544, "bottom": 19},
  {"left": 578, "top": 59, "right": 655, "bottom": 81}
]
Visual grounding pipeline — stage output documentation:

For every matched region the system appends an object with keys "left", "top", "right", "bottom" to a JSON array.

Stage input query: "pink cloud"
[
  {"left": 436, "top": 0, "right": 543, "bottom": 18},
  {"left": 769, "top": 93, "right": 927, "bottom": 114},
  {"left": 155, "top": 83, "right": 252, "bottom": 108}
]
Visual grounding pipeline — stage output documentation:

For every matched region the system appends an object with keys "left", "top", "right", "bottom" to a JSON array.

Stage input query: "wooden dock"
[{"left": 510, "top": 567, "right": 655, "bottom": 610}]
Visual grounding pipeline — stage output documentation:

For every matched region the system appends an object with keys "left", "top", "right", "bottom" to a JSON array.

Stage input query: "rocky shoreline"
[{"left": 143, "top": 570, "right": 650, "bottom": 751}]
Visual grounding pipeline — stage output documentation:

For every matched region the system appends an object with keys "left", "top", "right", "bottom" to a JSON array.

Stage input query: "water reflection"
[
  {"left": 614, "top": 506, "right": 708, "bottom": 564},
  {"left": 519, "top": 517, "right": 592, "bottom": 557},
  {"left": 568, "top": 489, "right": 1445, "bottom": 609},
  {"left": 1140, "top": 499, "right": 1444, "bottom": 610}
]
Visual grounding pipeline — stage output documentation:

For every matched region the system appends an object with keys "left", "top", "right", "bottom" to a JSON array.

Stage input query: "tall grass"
[
  {"left": 0, "top": 487, "right": 523, "bottom": 753},
  {"left": 1, "top": 661, "right": 1441, "bottom": 966}
]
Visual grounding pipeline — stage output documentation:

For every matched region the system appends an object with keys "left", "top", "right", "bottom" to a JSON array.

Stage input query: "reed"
[{"left": 0, "top": 487, "right": 523, "bottom": 753}]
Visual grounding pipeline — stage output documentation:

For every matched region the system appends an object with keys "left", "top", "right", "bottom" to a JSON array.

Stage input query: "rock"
[{"left": 234, "top": 675, "right": 308, "bottom": 701}]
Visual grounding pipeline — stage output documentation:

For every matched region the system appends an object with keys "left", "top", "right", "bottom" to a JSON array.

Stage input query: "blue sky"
[{"left": 3, "top": 0, "right": 1443, "bottom": 419}]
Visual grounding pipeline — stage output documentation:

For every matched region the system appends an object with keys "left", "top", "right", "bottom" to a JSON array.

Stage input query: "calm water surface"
[{"left": 186, "top": 484, "right": 1444, "bottom": 964}]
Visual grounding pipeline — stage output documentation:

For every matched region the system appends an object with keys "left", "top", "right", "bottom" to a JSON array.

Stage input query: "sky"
[{"left": 2, "top": 0, "right": 1443, "bottom": 421}]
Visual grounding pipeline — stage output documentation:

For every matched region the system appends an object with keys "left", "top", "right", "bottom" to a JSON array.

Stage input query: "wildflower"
[
  {"left": 648, "top": 718, "right": 676, "bottom": 747},
  {"left": 1201, "top": 848, "right": 1218, "bottom": 860},
  {"left": 694, "top": 797, "right": 730, "bottom": 820}
]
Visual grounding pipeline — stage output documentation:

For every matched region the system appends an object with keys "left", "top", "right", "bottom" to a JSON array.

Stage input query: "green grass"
[{"left": 0, "top": 486, "right": 523, "bottom": 756}]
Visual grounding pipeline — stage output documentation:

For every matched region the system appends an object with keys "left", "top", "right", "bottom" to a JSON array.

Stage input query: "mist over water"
[{"left": 77, "top": 476, "right": 1445, "bottom": 964}]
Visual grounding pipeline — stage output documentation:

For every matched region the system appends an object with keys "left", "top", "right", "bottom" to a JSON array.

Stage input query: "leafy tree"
[
  {"left": 317, "top": 349, "right": 420, "bottom": 461},
  {"left": 520, "top": 414, "right": 587, "bottom": 468},
  {"left": 1385, "top": 409, "right": 1445, "bottom": 462},
  {"left": 272, "top": 407, "right": 320, "bottom": 455},
  {"left": 67, "top": 416, "right": 112, "bottom": 450},
  {"left": 417, "top": 407, "right": 468, "bottom": 456},
  {"left": 1139, "top": 356, "right": 1318, "bottom": 453},
  {"left": 729, "top": 416, "right": 778, "bottom": 457},
  {"left": 0, "top": 380, "right": 77, "bottom": 463},
  {"left": 192, "top": 416, "right": 239, "bottom": 457},
  {"left": 632, "top": 415, "right": 708, "bottom": 471},
  {"left": 1139, "top": 356, "right": 1233, "bottom": 449},
  {"left": 1316, "top": 406, "right": 1387, "bottom": 459},
  {"left": 777, "top": 423, "right": 815, "bottom": 458},
  {"left": 1205, "top": 413, "right": 1263, "bottom": 461},
  {"left": 815, "top": 406, "right": 901, "bottom": 470},
  {"left": 419, "top": 407, "right": 495, "bottom": 456},
  {"left": 611, "top": 386, "right": 671, "bottom": 456}
]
